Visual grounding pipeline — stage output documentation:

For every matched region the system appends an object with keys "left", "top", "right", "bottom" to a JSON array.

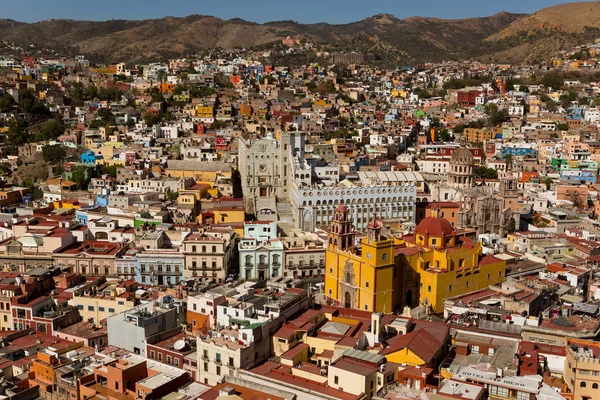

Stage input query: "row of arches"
[{"left": 302, "top": 197, "right": 413, "bottom": 207}]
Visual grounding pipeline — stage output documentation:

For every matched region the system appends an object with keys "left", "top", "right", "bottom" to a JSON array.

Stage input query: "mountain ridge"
[{"left": 0, "top": 2, "right": 598, "bottom": 64}]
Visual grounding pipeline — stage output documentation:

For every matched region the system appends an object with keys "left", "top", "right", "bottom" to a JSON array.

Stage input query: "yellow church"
[
  {"left": 325, "top": 205, "right": 403, "bottom": 314},
  {"left": 324, "top": 207, "right": 507, "bottom": 314},
  {"left": 397, "top": 214, "right": 506, "bottom": 313}
]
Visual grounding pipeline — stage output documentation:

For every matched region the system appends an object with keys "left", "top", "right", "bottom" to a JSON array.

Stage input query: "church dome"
[
  {"left": 368, "top": 214, "right": 384, "bottom": 229},
  {"left": 450, "top": 147, "right": 474, "bottom": 165},
  {"left": 336, "top": 204, "right": 348, "bottom": 213},
  {"left": 415, "top": 217, "right": 455, "bottom": 237}
]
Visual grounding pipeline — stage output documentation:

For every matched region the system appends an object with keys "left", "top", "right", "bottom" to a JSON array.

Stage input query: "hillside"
[
  {"left": 0, "top": 2, "right": 599, "bottom": 64},
  {"left": 488, "top": 1, "right": 600, "bottom": 40}
]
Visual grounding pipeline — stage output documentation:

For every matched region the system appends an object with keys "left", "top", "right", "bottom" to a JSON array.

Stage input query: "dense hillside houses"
[{"left": 0, "top": 24, "right": 600, "bottom": 400}]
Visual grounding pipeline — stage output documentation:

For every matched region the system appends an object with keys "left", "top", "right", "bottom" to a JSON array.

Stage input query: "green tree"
[
  {"left": 507, "top": 217, "right": 516, "bottom": 234},
  {"left": 148, "top": 87, "right": 165, "bottom": 104},
  {"left": 541, "top": 73, "right": 564, "bottom": 90},
  {"left": 165, "top": 188, "right": 179, "bottom": 201},
  {"left": 0, "top": 94, "right": 15, "bottom": 112},
  {"left": 98, "top": 87, "right": 122, "bottom": 102},
  {"left": 485, "top": 103, "right": 508, "bottom": 126},
  {"left": 83, "top": 84, "right": 98, "bottom": 100},
  {"left": 545, "top": 177, "right": 553, "bottom": 190},
  {"left": 0, "top": 162, "right": 12, "bottom": 177},
  {"left": 556, "top": 123, "right": 569, "bottom": 131},
  {"left": 157, "top": 70, "right": 167, "bottom": 83},
  {"left": 23, "top": 178, "right": 43, "bottom": 200},
  {"left": 99, "top": 164, "right": 119, "bottom": 178},
  {"left": 417, "top": 89, "right": 432, "bottom": 99},
  {"left": 35, "top": 119, "right": 65, "bottom": 141},
  {"left": 42, "top": 144, "right": 67, "bottom": 163},
  {"left": 71, "top": 165, "right": 92, "bottom": 190},
  {"left": 439, "top": 129, "right": 451, "bottom": 142},
  {"left": 144, "top": 113, "right": 162, "bottom": 126},
  {"left": 69, "top": 82, "right": 84, "bottom": 105},
  {"left": 4, "top": 117, "right": 29, "bottom": 154},
  {"left": 474, "top": 166, "right": 498, "bottom": 179}
]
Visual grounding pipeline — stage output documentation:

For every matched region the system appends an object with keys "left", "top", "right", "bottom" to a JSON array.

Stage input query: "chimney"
[{"left": 219, "top": 386, "right": 236, "bottom": 397}]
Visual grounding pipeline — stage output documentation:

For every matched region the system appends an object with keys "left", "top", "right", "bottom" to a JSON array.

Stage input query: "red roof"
[
  {"left": 415, "top": 216, "right": 454, "bottom": 237},
  {"left": 379, "top": 324, "right": 449, "bottom": 364}
]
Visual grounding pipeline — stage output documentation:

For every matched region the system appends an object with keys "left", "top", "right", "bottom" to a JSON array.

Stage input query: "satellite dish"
[{"left": 173, "top": 340, "right": 187, "bottom": 351}]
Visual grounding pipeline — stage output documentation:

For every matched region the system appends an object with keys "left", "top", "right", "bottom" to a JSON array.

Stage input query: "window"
[
  {"left": 488, "top": 348, "right": 495, "bottom": 356},
  {"left": 158, "top": 353, "right": 162, "bottom": 361},
  {"left": 229, "top": 357, "right": 234, "bottom": 367},
  {"left": 204, "top": 362, "right": 208, "bottom": 371},
  {"left": 88, "top": 306, "right": 94, "bottom": 311},
  {"left": 77, "top": 305, "right": 83, "bottom": 310},
  {"left": 109, "top": 308, "right": 115, "bottom": 313},
  {"left": 593, "top": 383, "right": 599, "bottom": 389},
  {"left": 99, "top": 307, "right": 105, "bottom": 312},
  {"left": 471, "top": 345, "right": 479, "bottom": 354},
  {"left": 448, "top": 285, "right": 452, "bottom": 292},
  {"left": 487, "top": 273, "right": 491, "bottom": 280},
  {"left": 216, "top": 353, "right": 221, "bottom": 363},
  {"left": 175, "top": 358, "right": 179, "bottom": 367},
  {"left": 334, "top": 376, "right": 339, "bottom": 385},
  {"left": 466, "top": 281, "right": 470, "bottom": 288},
  {"left": 427, "top": 285, "right": 432, "bottom": 293},
  {"left": 150, "top": 350, "right": 155, "bottom": 359},
  {"left": 330, "top": 268, "right": 333, "bottom": 273},
  {"left": 580, "top": 370, "right": 590, "bottom": 375},
  {"left": 167, "top": 355, "right": 172, "bottom": 364},
  {"left": 329, "top": 289, "right": 332, "bottom": 295},
  {"left": 365, "top": 281, "right": 370, "bottom": 288},
  {"left": 216, "top": 366, "right": 221, "bottom": 375},
  {"left": 580, "top": 382, "right": 586, "bottom": 388}
]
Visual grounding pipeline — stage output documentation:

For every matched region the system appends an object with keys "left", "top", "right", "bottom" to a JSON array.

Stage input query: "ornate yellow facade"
[
  {"left": 324, "top": 206, "right": 405, "bottom": 313},
  {"left": 325, "top": 207, "right": 507, "bottom": 315},
  {"left": 397, "top": 215, "right": 506, "bottom": 313}
]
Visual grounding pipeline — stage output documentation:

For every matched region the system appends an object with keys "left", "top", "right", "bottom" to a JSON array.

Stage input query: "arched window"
[
  {"left": 592, "top": 383, "right": 598, "bottom": 389},
  {"left": 580, "top": 382, "right": 586, "bottom": 388},
  {"left": 202, "top": 245, "right": 206, "bottom": 253},
  {"left": 212, "top": 246, "right": 216, "bottom": 253},
  {"left": 192, "top": 245, "right": 197, "bottom": 252}
]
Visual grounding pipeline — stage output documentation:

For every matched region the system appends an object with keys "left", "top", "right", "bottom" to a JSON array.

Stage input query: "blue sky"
[{"left": 3, "top": 0, "right": 587, "bottom": 23}]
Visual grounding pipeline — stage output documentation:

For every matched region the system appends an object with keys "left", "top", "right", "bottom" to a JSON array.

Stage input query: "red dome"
[
  {"left": 336, "top": 204, "right": 348, "bottom": 213},
  {"left": 415, "top": 217, "right": 454, "bottom": 237}
]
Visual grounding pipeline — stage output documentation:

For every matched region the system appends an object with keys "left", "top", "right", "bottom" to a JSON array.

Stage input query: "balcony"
[
  {"left": 244, "top": 263, "right": 253, "bottom": 268},
  {"left": 272, "top": 262, "right": 281, "bottom": 267},
  {"left": 257, "top": 263, "right": 269, "bottom": 270},
  {"left": 214, "top": 358, "right": 222, "bottom": 365}
]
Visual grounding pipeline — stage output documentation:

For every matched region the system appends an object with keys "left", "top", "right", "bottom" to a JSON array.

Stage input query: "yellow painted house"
[
  {"left": 196, "top": 105, "right": 214, "bottom": 118},
  {"left": 396, "top": 214, "right": 506, "bottom": 313},
  {"left": 379, "top": 322, "right": 449, "bottom": 367},
  {"left": 325, "top": 206, "right": 404, "bottom": 313}
]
